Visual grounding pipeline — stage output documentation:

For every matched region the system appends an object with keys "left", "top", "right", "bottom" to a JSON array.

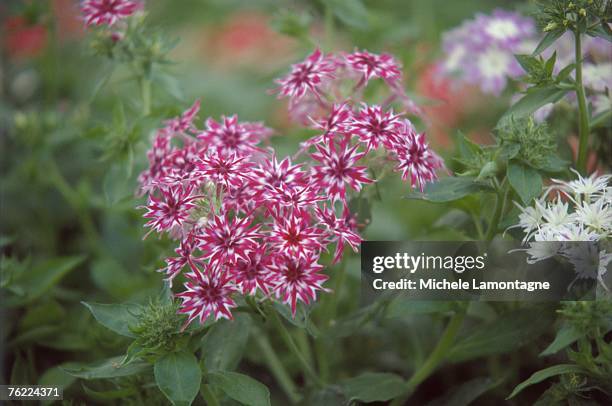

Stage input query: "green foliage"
[
  {"left": 507, "top": 161, "right": 543, "bottom": 204},
  {"left": 270, "top": 9, "right": 312, "bottom": 41},
  {"left": 495, "top": 118, "right": 558, "bottom": 170},
  {"left": 507, "top": 364, "right": 587, "bottom": 399},
  {"left": 82, "top": 302, "right": 141, "bottom": 338},
  {"left": 536, "top": 0, "right": 611, "bottom": 36},
  {"left": 130, "top": 300, "right": 187, "bottom": 355},
  {"left": 340, "top": 372, "right": 406, "bottom": 402},
  {"left": 540, "top": 324, "right": 585, "bottom": 356},
  {"left": 154, "top": 351, "right": 202, "bottom": 406},
  {"left": 448, "top": 306, "right": 556, "bottom": 363},
  {"left": 405, "top": 177, "right": 494, "bottom": 202},
  {"left": 62, "top": 356, "right": 150, "bottom": 379},
  {"left": 208, "top": 371, "right": 272, "bottom": 406},
  {"left": 201, "top": 314, "right": 251, "bottom": 371},
  {"left": 558, "top": 301, "right": 612, "bottom": 337}
]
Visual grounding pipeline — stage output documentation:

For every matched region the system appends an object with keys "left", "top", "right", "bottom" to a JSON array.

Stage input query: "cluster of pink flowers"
[
  {"left": 138, "top": 49, "right": 444, "bottom": 328},
  {"left": 81, "top": 0, "right": 142, "bottom": 27}
]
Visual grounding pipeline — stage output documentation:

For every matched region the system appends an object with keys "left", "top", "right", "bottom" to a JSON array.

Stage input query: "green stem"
[
  {"left": 315, "top": 259, "right": 347, "bottom": 383},
  {"left": 390, "top": 311, "right": 465, "bottom": 406},
  {"left": 314, "top": 338, "right": 330, "bottom": 384},
  {"left": 200, "top": 384, "right": 220, "bottom": 406},
  {"left": 267, "top": 306, "right": 324, "bottom": 388},
  {"left": 470, "top": 211, "right": 485, "bottom": 240},
  {"left": 485, "top": 180, "right": 506, "bottom": 242},
  {"left": 295, "top": 328, "right": 315, "bottom": 370},
  {"left": 253, "top": 332, "right": 301, "bottom": 404},
  {"left": 574, "top": 30, "right": 590, "bottom": 174},
  {"left": 140, "top": 77, "right": 151, "bottom": 116}
]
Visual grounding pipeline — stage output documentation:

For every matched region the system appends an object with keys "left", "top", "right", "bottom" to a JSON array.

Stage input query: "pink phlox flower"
[
  {"left": 177, "top": 262, "right": 237, "bottom": 328},
  {"left": 315, "top": 205, "right": 362, "bottom": 263},
  {"left": 140, "top": 184, "right": 202, "bottom": 237},
  {"left": 310, "top": 138, "right": 373, "bottom": 204},
  {"left": 268, "top": 209, "right": 325, "bottom": 259},
  {"left": 198, "top": 115, "right": 271, "bottom": 155},
  {"left": 164, "top": 99, "right": 201, "bottom": 134},
  {"left": 81, "top": 0, "right": 141, "bottom": 27},
  {"left": 137, "top": 129, "right": 174, "bottom": 195},
  {"left": 196, "top": 152, "right": 254, "bottom": 189},
  {"left": 345, "top": 49, "right": 402, "bottom": 87},
  {"left": 270, "top": 253, "right": 329, "bottom": 316},
  {"left": 274, "top": 48, "right": 336, "bottom": 102},
  {"left": 160, "top": 231, "right": 200, "bottom": 284},
  {"left": 266, "top": 182, "right": 325, "bottom": 212},
  {"left": 350, "top": 104, "right": 403, "bottom": 151},
  {"left": 251, "top": 154, "right": 306, "bottom": 195},
  {"left": 391, "top": 123, "right": 444, "bottom": 191},
  {"left": 197, "top": 214, "right": 263, "bottom": 265},
  {"left": 229, "top": 245, "right": 275, "bottom": 296}
]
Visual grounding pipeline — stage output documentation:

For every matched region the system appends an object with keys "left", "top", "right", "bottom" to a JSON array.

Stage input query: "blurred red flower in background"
[
  {"left": 416, "top": 64, "right": 478, "bottom": 147},
  {"left": 3, "top": 16, "right": 47, "bottom": 61},
  {"left": 202, "top": 11, "right": 296, "bottom": 69}
]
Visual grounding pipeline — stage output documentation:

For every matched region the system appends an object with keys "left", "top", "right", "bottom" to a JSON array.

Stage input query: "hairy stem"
[
  {"left": 253, "top": 332, "right": 301, "bottom": 404},
  {"left": 390, "top": 311, "right": 465, "bottom": 405},
  {"left": 267, "top": 305, "right": 324, "bottom": 388},
  {"left": 574, "top": 30, "right": 590, "bottom": 174}
]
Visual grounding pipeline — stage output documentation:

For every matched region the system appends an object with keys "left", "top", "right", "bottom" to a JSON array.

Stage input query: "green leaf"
[
  {"left": 587, "top": 22, "right": 612, "bottom": 42},
  {"left": 507, "top": 162, "right": 543, "bottom": 204},
  {"left": 507, "top": 364, "right": 586, "bottom": 399},
  {"left": 515, "top": 54, "right": 541, "bottom": 75},
  {"left": 82, "top": 384, "right": 137, "bottom": 401},
  {"left": 11, "top": 352, "right": 30, "bottom": 385},
  {"left": 7, "top": 256, "right": 86, "bottom": 306},
  {"left": 273, "top": 302, "right": 319, "bottom": 337},
  {"left": 208, "top": 371, "right": 271, "bottom": 406},
  {"left": 426, "top": 376, "right": 503, "bottom": 406},
  {"left": 39, "top": 366, "right": 76, "bottom": 389},
  {"left": 90, "top": 257, "right": 148, "bottom": 300},
  {"left": 532, "top": 30, "right": 564, "bottom": 55},
  {"left": 457, "top": 132, "right": 483, "bottom": 161},
  {"left": 476, "top": 161, "right": 498, "bottom": 181},
  {"left": 82, "top": 302, "right": 141, "bottom": 338},
  {"left": 499, "top": 143, "right": 521, "bottom": 161},
  {"left": 201, "top": 313, "right": 251, "bottom": 371},
  {"left": 539, "top": 154, "right": 569, "bottom": 173},
  {"left": 591, "top": 109, "right": 612, "bottom": 129},
  {"left": 498, "top": 87, "right": 569, "bottom": 126},
  {"left": 405, "top": 177, "right": 494, "bottom": 203},
  {"left": 448, "top": 307, "right": 554, "bottom": 363},
  {"left": 545, "top": 52, "right": 556, "bottom": 77},
  {"left": 540, "top": 324, "right": 585, "bottom": 356},
  {"left": 154, "top": 351, "right": 202, "bottom": 406},
  {"left": 556, "top": 63, "right": 576, "bottom": 82},
  {"left": 386, "top": 298, "right": 455, "bottom": 318},
  {"left": 340, "top": 372, "right": 406, "bottom": 403},
  {"left": 122, "top": 341, "right": 146, "bottom": 366},
  {"left": 62, "top": 356, "right": 149, "bottom": 379},
  {"left": 271, "top": 10, "right": 312, "bottom": 40},
  {"left": 324, "top": 0, "right": 369, "bottom": 29}
]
